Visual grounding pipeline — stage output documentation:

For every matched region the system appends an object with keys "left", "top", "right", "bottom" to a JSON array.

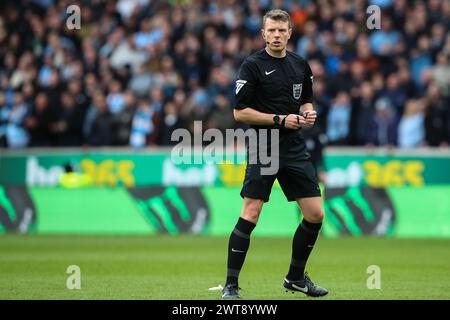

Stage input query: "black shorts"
[{"left": 240, "top": 159, "right": 321, "bottom": 202}]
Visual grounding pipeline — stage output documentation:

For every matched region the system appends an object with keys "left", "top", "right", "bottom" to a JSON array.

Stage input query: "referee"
[{"left": 222, "top": 9, "right": 328, "bottom": 298}]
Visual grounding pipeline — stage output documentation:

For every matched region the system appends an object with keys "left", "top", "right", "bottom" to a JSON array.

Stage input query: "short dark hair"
[{"left": 262, "top": 9, "right": 292, "bottom": 29}]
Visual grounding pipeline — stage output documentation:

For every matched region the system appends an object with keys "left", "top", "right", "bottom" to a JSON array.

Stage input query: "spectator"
[
  {"left": 128, "top": 64, "right": 153, "bottom": 97},
  {"left": 0, "top": 92, "right": 8, "bottom": 147},
  {"left": 410, "top": 35, "right": 433, "bottom": 87},
  {"left": 21, "top": 81, "right": 36, "bottom": 107},
  {"left": 86, "top": 93, "right": 113, "bottom": 146},
  {"left": 383, "top": 73, "right": 407, "bottom": 116},
  {"left": 158, "top": 101, "right": 183, "bottom": 146},
  {"left": 129, "top": 96, "right": 158, "bottom": 148},
  {"left": 134, "top": 17, "right": 164, "bottom": 50},
  {"left": 430, "top": 52, "right": 450, "bottom": 96},
  {"left": 207, "top": 94, "right": 234, "bottom": 134},
  {"left": 111, "top": 90, "right": 136, "bottom": 146},
  {"left": 106, "top": 80, "right": 126, "bottom": 114},
  {"left": 398, "top": 99, "right": 425, "bottom": 148},
  {"left": 0, "top": 92, "right": 29, "bottom": 148},
  {"left": 10, "top": 51, "right": 35, "bottom": 89},
  {"left": 350, "top": 81, "right": 376, "bottom": 146},
  {"left": 24, "top": 92, "right": 53, "bottom": 147},
  {"left": 152, "top": 55, "right": 181, "bottom": 98},
  {"left": 109, "top": 34, "right": 147, "bottom": 72},
  {"left": 150, "top": 86, "right": 164, "bottom": 113},
  {"left": 369, "top": 97, "right": 398, "bottom": 147},
  {"left": 424, "top": 84, "right": 449, "bottom": 147},
  {"left": 67, "top": 78, "right": 90, "bottom": 113},
  {"left": 369, "top": 17, "right": 402, "bottom": 56},
  {"left": 51, "top": 92, "right": 84, "bottom": 146},
  {"left": 326, "top": 91, "right": 351, "bottom": 145}
]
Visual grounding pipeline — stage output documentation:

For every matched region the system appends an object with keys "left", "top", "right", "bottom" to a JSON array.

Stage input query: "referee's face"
[{"left": 262, "top": 18, "right": 292, "bottom": 55}]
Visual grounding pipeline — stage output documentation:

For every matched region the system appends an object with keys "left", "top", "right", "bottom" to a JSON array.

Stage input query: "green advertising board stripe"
[
  {"left": 387, "top": 186, "right": 450, "bottom": 238},
  {"left": 28, "top": 188, "right": 154, "bottom": 234},
  {"left": 1, "top": 185, "right": 449, "bottom": 237},
  {"left": 202, "top": 187, "right": 300, "bottom": 237},
  {"left": 204, "top": 186, "right": 450, "bottom": 238}
]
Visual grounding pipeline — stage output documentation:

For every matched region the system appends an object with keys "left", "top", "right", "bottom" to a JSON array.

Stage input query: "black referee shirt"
[{"left": 235, "top": 48, "right": 313, "bottom": 159}]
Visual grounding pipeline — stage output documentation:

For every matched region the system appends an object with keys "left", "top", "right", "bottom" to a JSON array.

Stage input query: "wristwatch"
[{"left": 273, "top": 115, "right": 280, "bottom": 126}]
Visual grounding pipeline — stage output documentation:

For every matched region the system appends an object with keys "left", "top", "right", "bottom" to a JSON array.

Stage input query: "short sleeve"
[
  {"left": 301, "top": 62, "right": 313, "bottom": 104},
  {"left": 235, "top": 60, "right": 258, "bottom": 110}
]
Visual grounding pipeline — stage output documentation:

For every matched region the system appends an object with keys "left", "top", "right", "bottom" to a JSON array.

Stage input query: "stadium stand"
[{"left": 0, "top": 0, "right": 449, "bottom": 148}]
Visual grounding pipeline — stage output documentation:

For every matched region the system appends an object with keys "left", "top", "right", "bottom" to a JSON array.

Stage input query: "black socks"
[
  {"left": 287, "top": 219, "right": 322, "bottom": 281},
  {"left": 226, "top": 217, "right": 322, "bottom": 285},
  {"left": 226, "top": 217, "right": 256, "bottom": 286}
]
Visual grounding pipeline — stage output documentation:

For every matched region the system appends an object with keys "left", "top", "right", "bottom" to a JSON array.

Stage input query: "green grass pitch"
[{"left": 0, "top": 235, "right": 449, "bottom": 300}]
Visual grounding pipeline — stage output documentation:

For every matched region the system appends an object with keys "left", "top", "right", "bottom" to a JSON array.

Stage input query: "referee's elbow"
[{"left": 233, "top": 109, "right": 242, "bottom": 122}]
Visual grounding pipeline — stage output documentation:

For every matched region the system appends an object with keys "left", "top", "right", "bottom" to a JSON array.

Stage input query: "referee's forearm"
[{"left": 233, "top": 107, "right": 276, "bottom": 125}]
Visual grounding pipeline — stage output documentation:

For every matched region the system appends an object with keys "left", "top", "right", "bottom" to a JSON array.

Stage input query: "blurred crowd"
[{"left": 0, "top": 0, "right": 449, "bottom": 149}]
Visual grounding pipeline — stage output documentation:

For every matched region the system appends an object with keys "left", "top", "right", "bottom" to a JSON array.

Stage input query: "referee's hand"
[
  {"left": 282, "top": 112, "right": 315, "bottom": 129},
  {"left": 302, "top": 110, "right": 317, "bottom": 126}
]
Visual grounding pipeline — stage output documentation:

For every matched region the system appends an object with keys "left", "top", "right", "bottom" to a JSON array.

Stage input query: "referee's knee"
[
  {"left": 304, "top": 209, "right": 325, "bottom": 223},
  {"left": 240, "top": 199, "right": 263, "bottom": 224}
]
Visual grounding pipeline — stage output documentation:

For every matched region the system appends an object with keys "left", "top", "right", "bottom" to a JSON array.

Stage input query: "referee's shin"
[{"left": 226, "top": 217, "right": 256, "bottom": 285}]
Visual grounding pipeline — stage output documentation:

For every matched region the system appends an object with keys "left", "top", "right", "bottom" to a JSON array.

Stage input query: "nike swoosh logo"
[
  {"left": 292, "top": 283, "right": 309, "bottom": 293},
  {"left": 265, "top": 69, "right": 276, "bottom": 75},
  {"left": 231, "top": 248, "right": 245, "bottom": 253}
]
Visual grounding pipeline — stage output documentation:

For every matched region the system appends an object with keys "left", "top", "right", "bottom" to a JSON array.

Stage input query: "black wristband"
[{"left": 281, "top": 116, "right": 287, "bottom": 127}]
